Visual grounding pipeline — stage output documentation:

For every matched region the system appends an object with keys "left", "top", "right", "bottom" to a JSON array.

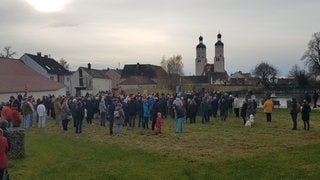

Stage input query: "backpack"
[
  {"left": 114, "top": 110, "right": 120, "bottom": 118},
  {"left": 176, "top": 106, "right": 185, "bottom": 118},
  {"left": 296, "top": 103, "right": 301, "bottom": 113}
]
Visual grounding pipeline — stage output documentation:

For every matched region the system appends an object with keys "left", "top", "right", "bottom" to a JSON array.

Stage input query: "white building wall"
[
  {"left": 69, "top": 71, "right": 79, "bottom": 96},
  {"left": 195, "top": 47, "right": 207, "bottom": 76},
  {"left": 214, "top": 46, "right": 225, "bottom": 72},
  {"left": 120, "top": 84, "right": 155, "bottom": 90},
  {"left": 92, "top": 78, "right": 112, "bottom": 95}
]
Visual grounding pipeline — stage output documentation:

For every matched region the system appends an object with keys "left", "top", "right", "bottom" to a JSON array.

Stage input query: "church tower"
[
  {"left": 214, "top": 33, "right": 225, "bottom": 72},
  {"left": 195, "top": 36, "right": 207, "bottom": 76}
]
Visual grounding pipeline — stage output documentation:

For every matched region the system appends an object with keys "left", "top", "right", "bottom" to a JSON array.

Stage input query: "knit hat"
[{"left": 0, "top": 120, "right": 8, "bottom": 129}]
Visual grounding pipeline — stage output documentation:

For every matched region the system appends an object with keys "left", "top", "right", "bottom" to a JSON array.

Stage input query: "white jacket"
[{"left": 37, "top": 104, "right": 46, "bottom": 117}]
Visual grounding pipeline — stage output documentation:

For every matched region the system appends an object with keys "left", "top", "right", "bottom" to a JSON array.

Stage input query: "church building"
[{"left": 195, "top": 33, "right": 228, "bottom": 84}]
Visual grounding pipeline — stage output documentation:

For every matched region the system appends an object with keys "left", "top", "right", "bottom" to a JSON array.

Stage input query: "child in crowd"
[
  {"left": 115, "top": 103, "right": 125, "bottom": 136},
  {"left": 155, "top": 112, "right": 163, "bottom": 134}
]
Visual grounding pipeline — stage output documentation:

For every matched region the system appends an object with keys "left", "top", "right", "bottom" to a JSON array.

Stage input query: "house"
[
  {"left": 120, "top": 63, "right": 168, "bottom": 91},
  {"left": 202, "top": 64, "right": 229, "bottom": 85},
  {"left": 20, "top": 52, "right": 72, "bottom": 94},
  {"left": 182, "top": 76, "right": 210, "bottom": 86},
  {"left": 229, "top": 71, "right": 258, "bottom": 85},
  {"left": 0, "top": 58, "right": 66, "bottom": 102},
  {"left": 119, "top": 76, "right": 157, "bottom": 92},
  {"left": 105, "top": 68, "right": 122, "bottom": 91},
  {"left": 70, "top": 63, "right": 112, "bottom": 96}
]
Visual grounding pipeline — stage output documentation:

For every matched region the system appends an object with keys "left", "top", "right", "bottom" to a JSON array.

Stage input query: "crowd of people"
[
  {"left": 0, "top": 89, "right": 319, "bottom": 179},
  {"left": 1, "top": 89, "right": 319, "bottom": 134}
]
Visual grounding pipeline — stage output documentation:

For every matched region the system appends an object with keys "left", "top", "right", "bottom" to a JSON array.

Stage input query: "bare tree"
[
  {"left": 252, "top": 61, "right": 278, "bottom": 87},
  {"left": 301, "top": 32, "right": 320, "bottom": 75},
  {"left": 59, "top": 58, "right": 69, "bottom": 70},
  {"left": 288, "top": 64, "right": 310, "bottom": 87},
  {"left": 161, "top": 55, "right": 184, "bottom": 75},
  {"left": 0, "top": 46, "right": 17, "bottom": 58},
  {"left": 160, "top": 55, "right": 184, "bottom": 91}
]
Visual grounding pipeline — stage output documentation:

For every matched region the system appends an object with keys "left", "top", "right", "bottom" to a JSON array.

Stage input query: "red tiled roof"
[{"left": 0, "top": 58, "right": 65, "bottom": 93}]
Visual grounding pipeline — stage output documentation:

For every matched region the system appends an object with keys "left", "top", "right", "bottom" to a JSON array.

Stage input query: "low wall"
[{"left": 8, "top": 128, "right": 25, "bottom": 159}]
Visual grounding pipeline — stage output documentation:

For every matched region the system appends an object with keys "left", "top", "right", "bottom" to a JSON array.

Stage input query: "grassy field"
[{"left": 8, "top": 108, "right": 320, "bottom": 179}]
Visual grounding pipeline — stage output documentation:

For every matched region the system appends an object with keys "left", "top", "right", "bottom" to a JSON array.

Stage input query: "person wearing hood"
[
  {"left": 1, "top": 103, "right": 12, "bottom": 128},
  {"left": 11, "top": 105, "right": 22, "bottom": 128}
]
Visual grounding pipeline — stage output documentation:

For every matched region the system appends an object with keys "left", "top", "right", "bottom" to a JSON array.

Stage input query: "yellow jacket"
[{"left": 263, "top": 99, "right": 273, "bottom": 113}]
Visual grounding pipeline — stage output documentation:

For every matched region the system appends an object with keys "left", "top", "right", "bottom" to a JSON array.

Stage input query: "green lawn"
[{"left": 8, "top": 108, "right": 320, "bottom": 179}]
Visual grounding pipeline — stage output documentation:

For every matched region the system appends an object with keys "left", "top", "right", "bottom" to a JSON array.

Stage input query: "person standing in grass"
[
  {"left": 200, "top": 96, "right": 209, "bottom": 123},
  {"left": 219, "top": 95, "right": 229, "bottom": 121},
  {"left": 84, "top": 97, "right": 95, "bottom": 125},
  {"left": 127, "top": 97, "right": 138, "bottom": 127},
  {"left": 53, "top": 97, "right": 62, "bottom": 125},
  {"left": 115, "top": 103, "right": 125, "bottom": 136},
  {"left": 155, "top": 112, "right": 163, "bottom": 134},
  {"left": 36, "top": 100, "right": 46, "bottom": 128},
  {"left": 246, "top": 98, "right": 256, "bottom": 118},
  {"left": 142, "top": 99, "right": 150, "bottom": 129},
  {"left": 240, "top": 99, "right": 248, "bottom": 125},
  {"left": 188, "top": 99, "right": 198, "bottom": 124},
  {"left": 233, "top": 95, "right": 241, "bottom": 118},
  {"left": 74, "top": 100, "right": 85, "bottom": 134},
  {"left": 151, "top": 98, "right": 161, "bottom": 131},
  {"left": 21, "top": 98, "right": 34, "bottom": 128},
  {"left": 107, "top": 99, "right": 116, "bottom": 136},
  {"left": 301, "top": 99, "right": 311, "bottom": 130},
  {"left": 99, "top": 97, "right": 107, "bottom": 127},
  {"left": 290, "top": 98, "right": 299, "bottom": 130},
  {"left": 61, "top": 98, "right": 71, "bottom": 131},
  {"left": 263, "top": 97, "right": 274, "bottom": 122},
  {"left": 175, "top": 101, "right": 184, "bottom": 133}
]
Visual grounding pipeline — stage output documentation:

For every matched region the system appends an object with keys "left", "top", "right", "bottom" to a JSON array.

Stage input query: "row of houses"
[
  {"left": 0, "top": 52, "right": 293, "bottom": 102},
  {"left": 0, "top": 52, "right": 171, "bottom": 102}
]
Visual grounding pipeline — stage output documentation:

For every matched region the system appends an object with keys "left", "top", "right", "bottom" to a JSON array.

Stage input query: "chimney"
[
  {"left": 88, "top": 63, "right": 91, "bottom": 70},
  {"left": 44, "top": 55, "right": 48, "bottom": 59},
  {"left": 37, "top": 52, "right": 41, "bottom": 57}
]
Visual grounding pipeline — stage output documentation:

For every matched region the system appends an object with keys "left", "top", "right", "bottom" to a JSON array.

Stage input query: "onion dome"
[
  {"left": 215, "top": 33, "right": 224, "bottom": 46},
  {"left": 196, "top": 36, "right": 206, "bottom": 48}
]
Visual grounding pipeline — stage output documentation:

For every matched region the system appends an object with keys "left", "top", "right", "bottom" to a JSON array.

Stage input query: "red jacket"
[
  {"left": 1, "top": 106, "right": 12, "bottom": 121},
  {"left": 0, "top": 134, "right": 8, "bottom": 169}
]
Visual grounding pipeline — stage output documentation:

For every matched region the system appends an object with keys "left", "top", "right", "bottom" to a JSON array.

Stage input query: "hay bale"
[{"left": 8, "top": 128, "right": 25, "bottom": 159}]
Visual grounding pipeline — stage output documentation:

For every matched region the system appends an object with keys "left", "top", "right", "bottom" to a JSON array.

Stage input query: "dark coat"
[
  {"left": 188, "top": 103, "right": 198, "bottom": 117},
  {"left": 240, "top": 102, "right": 248, "bottom": 118},
  {"left": 301, "top": 103, "right": 311, "bottom": 121},
  {"left": 127, "top": 100, "right": 137, "bottom": 116},
  {"left": 74, "top": 103, "right": 84, "bottom": 122}
]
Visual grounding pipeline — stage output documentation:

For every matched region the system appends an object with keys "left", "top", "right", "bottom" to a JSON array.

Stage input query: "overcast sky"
[{"left": 1, "top": 0, "right": 319, "bottom": 76}]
